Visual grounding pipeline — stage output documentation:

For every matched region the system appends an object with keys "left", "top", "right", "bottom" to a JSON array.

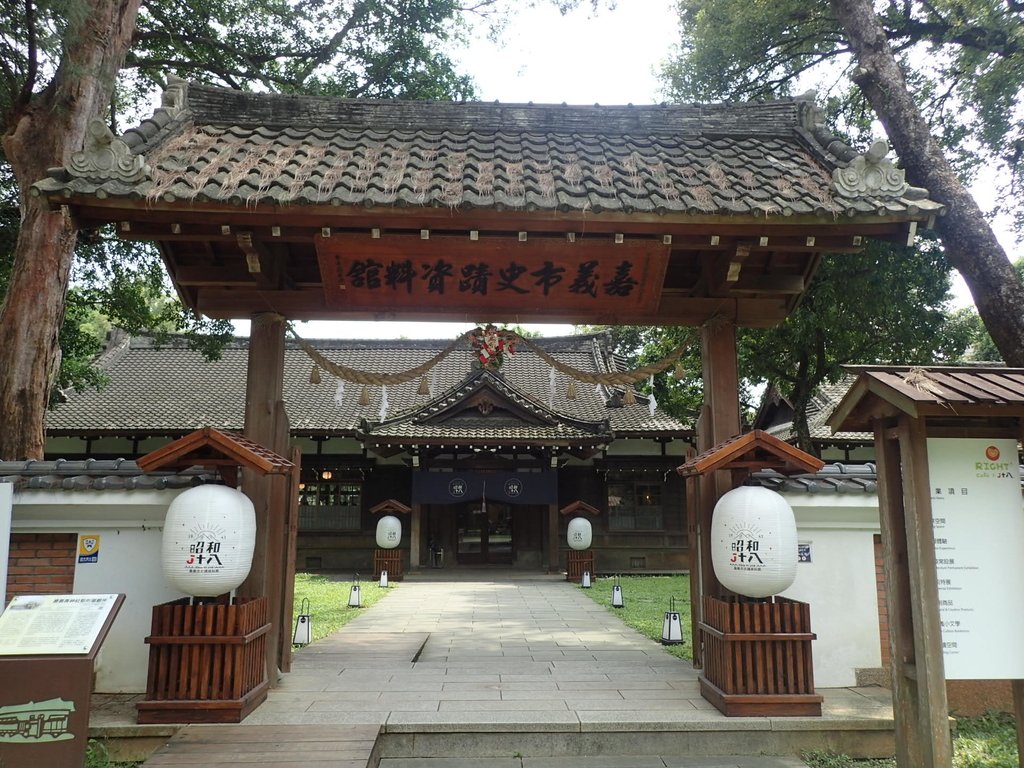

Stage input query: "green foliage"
[
  {"left": 578, "top": 575, "right": 693, "bottom": 662},
  {"left": 956, "top": 257, "right": 1024, "bottom": 362},
  {"left": 85, "top": 739, "right": 141, "bottom": 767},
  {"left": 803, "top": 710, "right": 1019, "bottom": 768},
  {"left": 605, "top": 240, "right": 967, "bottom": 450},
  {"left": 952, "top": 711, "right": 1020, "bottom": 768},
  {"left": 661, "top": 0, "right": 1024, "bottom": 229},
  {"left": 291, "top": 572, "right": 392, "bottom": 643}
]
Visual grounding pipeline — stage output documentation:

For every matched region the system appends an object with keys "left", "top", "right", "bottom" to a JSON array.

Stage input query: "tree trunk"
[
  {"left": 829, "top": 0, "right": 1024, "bottom": 367},
  {"left": 0, "top": 0, "right": 142, "bottom": 460}
]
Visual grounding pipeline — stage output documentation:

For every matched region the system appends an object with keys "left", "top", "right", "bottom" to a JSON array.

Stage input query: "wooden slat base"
[
  {"left": 699, "top": 675, "right": 823, "bottom": 717},
  {"left": 137, "top": 681, "right": 269, "bottom": 724}
]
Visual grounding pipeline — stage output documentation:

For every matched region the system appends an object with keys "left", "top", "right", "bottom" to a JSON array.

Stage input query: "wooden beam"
[
  {"left": 548, "top": 503, "right": 559, "bottom": 574},
  {"left": 193, "top": 288, "right": 791, "bottom": 327},
  {"left": 410, "top": 503, "right": 422, "bottom": 569}
]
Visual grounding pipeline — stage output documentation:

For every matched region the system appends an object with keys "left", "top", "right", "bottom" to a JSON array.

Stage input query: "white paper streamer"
[
  {"left": 648, "top": 375, "right": 657, "bottom": 417},
  {"left": 549, "top": 366, "right": 556, "bottom": 407},
  {"left": 334, "top": 379, "right": 345, "bottom": 406},
  {"left": 379, "top": 385, "right": 389, "bottom": 421}
]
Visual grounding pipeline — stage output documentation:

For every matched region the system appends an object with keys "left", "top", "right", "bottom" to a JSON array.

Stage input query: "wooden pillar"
[
  {"left": 695, "top": 320, "right": 740, "bottom": 602},
  {"left": 410, "top": 503, "right": 422, "bottom": 568},
  {"left": 876, "top": 416, "right": 952, "bottom": 768},
  {"left": 1014, "top": 679, "right": 1024, "bottom": 764},
  {"left": 684, "top": 475, "right": 702, "bottom": 664},
  {"left": 239, "top": 312, "right": 290, "bottom": 683},
  {"left": 278, "top": 445, "right": 301, "bottom": 673},
  {"left": 547, "top": 504, "right": 559, "bottom": 573}
]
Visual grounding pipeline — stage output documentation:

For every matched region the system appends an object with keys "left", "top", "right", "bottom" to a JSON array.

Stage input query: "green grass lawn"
[
  {"left": 291, "top": 571, "right": 393, "bottom": 643},
  {"left": 579, "top": 574, "right": 693, "bottom": 661},
  {"left": 579, "top": 575, "right": 1019, "bottom": 768}
]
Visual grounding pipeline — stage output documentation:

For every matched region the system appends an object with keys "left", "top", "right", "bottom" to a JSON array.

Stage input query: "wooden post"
[
  {"left": 278, "top": 445, "right": 301, "bottom": 673},
  {"left": 240, "top": 311, "right": 289, "bottom": 684},
  {"left": 1013, "top": 679, "right": 1024, "bottom": 764},
  {"left": 548, "top": 503, "right": 559, "bottom": 574},
  {"left": 876, "top": 416, "right": 952, "bottom": 768},
  {"left": 696, "top": 321, "right": 740, "bottom": 602},
  {"left": 685, "top": 475, "right": 702, "bottom": 664},
  {"left": 410, "top": 503, "right": 422, "bottom": 568}
]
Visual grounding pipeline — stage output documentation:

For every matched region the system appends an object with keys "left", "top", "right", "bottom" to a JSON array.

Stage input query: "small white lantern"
[
  {"left": 293, "top": 598, "right": 312, "bottom": 646},
  {"left": 348, "top": 574, "right": 362, "bottom": 608},
  {"left": 581, "top": 570, "right": 592, "bottom": 588},
  {"left": 161, "top": 485, "right": 256, "bottom": 597},
  {"left": 661, "top": 597, "right": 683, "bottom": 645},
  {"left": 611, "top": 578, "right": 624, "bottom": 608},
  {"left": 567, "top": 516, "right": 592, "bottom": 550},
  {"left": 379, "top": 570, "right": 389, "bottom": 588},
  {"left": 376, "top": 515, "right": 402, "bottom": 549},
  {"left": 710, "top": 486, "right": 798, "bottom": 598}
]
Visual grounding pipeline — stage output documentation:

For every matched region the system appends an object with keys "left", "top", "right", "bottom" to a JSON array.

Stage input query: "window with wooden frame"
[
  {"left": 298, "top": 481, "right": 362, "bottom": 531},
  {"left": 606, "top": 475, "right": 663, "bottom": 530}
]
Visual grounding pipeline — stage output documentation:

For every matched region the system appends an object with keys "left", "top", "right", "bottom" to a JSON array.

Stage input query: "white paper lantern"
[
  {"left": 567, "top": 516, "right": 592, "bottom": 550},
  {"left": 376, "top": 515, "right": 402, "bottom": 549},
  {"left": 161, "top": 485, "right": 256, "bottom": 597},
  {"left": 710, "top": 486, "right": 797, "bottom": 598}
]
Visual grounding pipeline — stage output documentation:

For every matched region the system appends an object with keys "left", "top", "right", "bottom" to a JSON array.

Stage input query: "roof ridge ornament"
[
  {"left": 161, "top": 75, "right": 188, "bottom": 117},
  {"left": 831, "top": 140, "right": 908, "bottom": 199},
  {"left": 68, "top": 119, "right": 149, "bottom": 182}
]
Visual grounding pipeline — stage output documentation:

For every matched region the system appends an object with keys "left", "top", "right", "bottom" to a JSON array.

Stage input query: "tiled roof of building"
[
  {"left": 753, "top": 463, "right": 878, "bottom": 494},
  {"left": 759, "top": 374, "right": 873, "bottom": 445},
  {"left": 47, "top": 331, "right": 689, "bottom": 442},
  {"left": 33, "top": 80, "right": 942, "bottom": 220},
  {"left": 0, "top": 459, "right": 211, "bottom": 491}
]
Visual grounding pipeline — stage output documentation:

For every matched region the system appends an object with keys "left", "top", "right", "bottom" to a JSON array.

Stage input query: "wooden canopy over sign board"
[
  {"left": 32, "top": 79, "right": 943, "bottom": 692},
  {"left": 828, "top": 366, "right": 1024, "bottom": 768}
]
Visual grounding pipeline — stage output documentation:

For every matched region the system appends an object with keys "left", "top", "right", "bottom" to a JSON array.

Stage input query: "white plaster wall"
[
  {"left": 73, "top": 526, "right": 184, "bottom": 692},
  {"left": 781, "top": 496, "right": 882, "bottom": 688},
  {"left": 11, "top": 489, "right": 186, "bottom": 693},
  {"left": 0, "top": 483, "right": 11, "bottom": 608}
]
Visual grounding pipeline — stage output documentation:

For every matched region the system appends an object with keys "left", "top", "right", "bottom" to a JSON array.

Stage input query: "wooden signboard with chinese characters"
[
  {"left": 0, "top": 594, "right": 124, "bottom": 768},
  {"left": 316, "top": 233, "right": 669, "bottom": 319}
]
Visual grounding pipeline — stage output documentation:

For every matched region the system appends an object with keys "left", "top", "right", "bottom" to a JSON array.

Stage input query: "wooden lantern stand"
[
  {"left": 370, "top": 499, "right": 411, "bottom": 581},
  {"left": 677, "top": 430, "right": 825, "bottom": 717},
  {"left": 560, "top": 501, "right": 600, "bottom": 581},
  {"left": 134, "top": 427, "right": 298, "bottom": 724}
]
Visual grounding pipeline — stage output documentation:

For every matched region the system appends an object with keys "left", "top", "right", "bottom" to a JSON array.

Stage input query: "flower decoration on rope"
[{"left": 469, "top": 324, "right": 517, "bottom": 370}]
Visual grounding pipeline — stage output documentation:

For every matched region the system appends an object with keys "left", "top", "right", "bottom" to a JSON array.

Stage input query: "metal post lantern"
[
  {"left": 348, "top": 574, "right": 362, "bottom": 608},
  {"left": 581, "top": 570, "right": 592, "bottom": 588},
  {"left": 611, "top": 577, "right": 624, "bottom": 608},
  {"left": 293, "top": 597, "right": 312, "bottom": 646},
  {"left": 661, "top": 597, "right": 683, "bottom": 645}
]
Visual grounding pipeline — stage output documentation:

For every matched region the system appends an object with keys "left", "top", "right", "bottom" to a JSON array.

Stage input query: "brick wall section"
[
  {"left": 6, "top": 533, "right": 77, "bottom": 599},
  {"left": 873, "top": 534, "right": 891, "bottom": 667}
]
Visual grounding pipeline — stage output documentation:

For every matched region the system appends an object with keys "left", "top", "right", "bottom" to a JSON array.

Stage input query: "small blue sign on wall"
[{"left": 797, "top": 542, "right": 812, "bottom": 563}]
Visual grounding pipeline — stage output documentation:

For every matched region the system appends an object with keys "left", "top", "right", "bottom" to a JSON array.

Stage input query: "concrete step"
[{"left": 378, "top": 757, "right": 810, "bottom": 768}]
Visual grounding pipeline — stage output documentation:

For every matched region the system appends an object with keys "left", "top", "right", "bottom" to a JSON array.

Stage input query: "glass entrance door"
[{"left": 456, "top": 502, "right": 513, "bottom": 564}]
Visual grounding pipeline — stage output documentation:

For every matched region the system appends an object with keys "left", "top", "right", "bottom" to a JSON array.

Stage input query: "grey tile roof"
[
  {"left": 761, "top": 374, "right": 873, "bottom": 445},
  {"left": 0, "top": 459, "right": 212, "bottom": 491},
  {"left": 47, "top": 331, "right": 690, "bottom": 442},
  {"left": 365, "top": 368, "right": 612, "bottom": 445},
  {"left": 33, "top": 81, "right": 943, "bottom": 221},
  {"left": 753, "top": 463, "right": 878, "bottom": 494}
]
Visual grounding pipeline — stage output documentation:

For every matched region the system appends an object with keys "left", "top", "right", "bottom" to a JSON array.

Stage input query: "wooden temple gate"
[{"left": 32, "top": 79, "right": 939, "bottom": 714}]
